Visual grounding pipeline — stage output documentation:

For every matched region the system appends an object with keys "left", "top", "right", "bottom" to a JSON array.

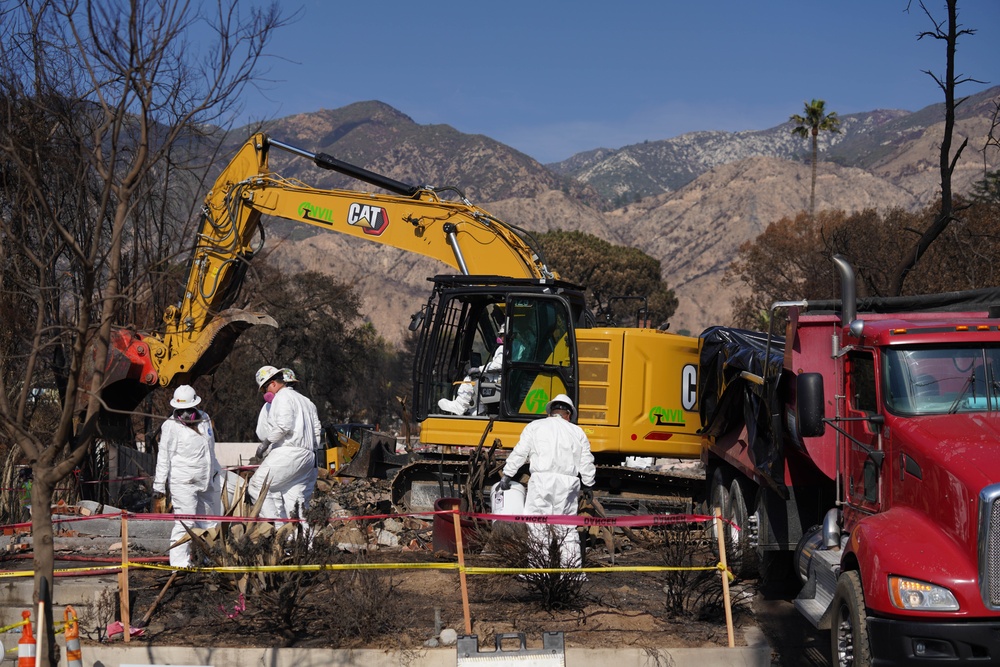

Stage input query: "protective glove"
[
  {"left": 248, "top": 456, "right": 262, "bottom": 467},
  {"left": 498, "top": 475, "right": 512, "bottom": 491},
  {"left": 464, "top": 363, "right": 481, "bottom": 378},
  {"left": 255, "top": 441, "right": 270, "bottom": 459},
  {"left": 581, "top": 486, "right": 594, "bottom": 503}
]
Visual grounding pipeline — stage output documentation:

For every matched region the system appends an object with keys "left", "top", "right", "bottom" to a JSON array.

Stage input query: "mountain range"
[{"left": 240, "top": 86, "right": 1000, "bottom": 341}]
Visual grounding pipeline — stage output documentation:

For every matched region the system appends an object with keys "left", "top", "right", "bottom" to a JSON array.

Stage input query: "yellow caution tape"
[
  {"left": 123, "top": 562, "right": 725, "bottom": 575},
  {"left": 463, "top": 565, "right": 723, "bottom": 575},
  {"left": 4, "top": 559, "right": 733, "bottom": 578},
  {"left": 0, "top": 618, "right": 27, "bottom": 633}
]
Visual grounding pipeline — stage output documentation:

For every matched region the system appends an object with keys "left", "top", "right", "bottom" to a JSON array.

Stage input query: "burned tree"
[{"left": 0, "top": 2, "right": 285, "bottom": 664}]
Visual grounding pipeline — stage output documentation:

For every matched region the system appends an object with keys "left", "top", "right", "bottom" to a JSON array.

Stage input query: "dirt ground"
[
  {"left": 69, "top": 477, "right": 764, "bottom": 654},
  {"left": 115, "top": 540, "right": 757, "bottom": 653}
]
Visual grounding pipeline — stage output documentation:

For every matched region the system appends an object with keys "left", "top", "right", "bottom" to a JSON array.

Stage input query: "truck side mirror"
[{"left": 797, "top": 372, "right": 826, "bottom": 437}]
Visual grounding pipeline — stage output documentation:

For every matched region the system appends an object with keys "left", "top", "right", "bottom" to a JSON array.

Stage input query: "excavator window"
[
  {"left": 504, "top": 295, "right": 576, "bottom": 416},
  {"left": 416, "top": 291, "right": 506, "bottom": 417}
]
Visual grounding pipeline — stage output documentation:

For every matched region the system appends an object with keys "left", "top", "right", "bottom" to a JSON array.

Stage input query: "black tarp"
[{"left": 699, "top": 326, "right": 786, "bottom": 488}]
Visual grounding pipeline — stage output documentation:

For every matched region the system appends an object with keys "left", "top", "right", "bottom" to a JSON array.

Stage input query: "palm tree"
[{"left": 790, "top": 99, "right": 841, "bottom": 218}]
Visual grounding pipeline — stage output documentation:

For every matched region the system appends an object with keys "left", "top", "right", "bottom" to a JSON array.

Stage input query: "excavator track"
[{"left": 389, "top": 458, "right": 705, "bottom": 516}]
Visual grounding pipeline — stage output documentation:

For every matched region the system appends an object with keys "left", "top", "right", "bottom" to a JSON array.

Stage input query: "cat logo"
[{"left": 347, "top": 203, "right": 389, "bottom": 236}]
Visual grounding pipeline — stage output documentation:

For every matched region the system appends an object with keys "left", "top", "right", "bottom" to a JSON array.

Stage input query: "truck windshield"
[{"left": 883, "top": 345, "right": 1000, "bottom": 415}]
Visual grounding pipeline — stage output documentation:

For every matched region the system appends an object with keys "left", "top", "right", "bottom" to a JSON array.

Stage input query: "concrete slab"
[
  {"left": 64, "top": 503, "right": 172, "bottom": 540},
  {"left": 78, "top": 637, "right": 772, "bottom": 667}
]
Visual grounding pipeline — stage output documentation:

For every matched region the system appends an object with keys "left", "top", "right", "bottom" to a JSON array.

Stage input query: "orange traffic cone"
[
  {"left": 64, "top": 606, "right": 82, "bottom": 667},
  {"left": 17, "top": 610, "right": 35, "bottom": 667}
]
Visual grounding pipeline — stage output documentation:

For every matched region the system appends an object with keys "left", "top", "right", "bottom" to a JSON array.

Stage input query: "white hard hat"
[
  {"left": 255, "top": 365, "right": 281, "bottom": 390},
  {"left": 170, "top": 385, "right": 201, "bottom": 409},
  {"left": 546, "top": 393, "right": 576, "bottom": 419},
  {"left": 280, "top": 367, "right": 298, "bottom": 384}
]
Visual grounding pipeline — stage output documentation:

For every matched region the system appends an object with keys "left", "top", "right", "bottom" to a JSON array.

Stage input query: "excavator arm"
[
  {"left": 101, "top": 132, "right": 554, "bottom": 406},
  {"left": 221, "top": 134, "right": 552, "bottom": 279}
]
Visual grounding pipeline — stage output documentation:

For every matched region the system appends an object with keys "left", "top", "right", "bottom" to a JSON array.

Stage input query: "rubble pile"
[{"left": 313, "top": 472, "right": 440, "bottom": 553}]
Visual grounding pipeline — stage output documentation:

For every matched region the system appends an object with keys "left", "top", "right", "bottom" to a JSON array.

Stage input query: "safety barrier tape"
[
  {"left": 177, "top": 561, "right": 728, "bottom": 576},
  {"left": 1, "top": 559, "right": 730, "bottom": 578},
  {"left": 171, "top": 563, "right": 727, "bottom": 575},
  {"left": 22, "top": 509, "right": 731, "bottom": 529},
  {"left": 3, "top": 509, "right": 736, "bottom": 578},
  {"left": 0, "top": 618, "right": 28, "bottom": 633},
  {"left": 2, "top": 463, "right": 262, "bottom": 494}
]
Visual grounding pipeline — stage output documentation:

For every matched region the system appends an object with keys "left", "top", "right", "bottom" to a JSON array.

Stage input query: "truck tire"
[
  {"left": 831, "top": 570, "right": 873, "bottom": 667},
  {"left": 727, "top": 478, "right": 758, "bottom": 578},
  {"left": 708, "top": 468, "right": 730, "bottom": 544}
]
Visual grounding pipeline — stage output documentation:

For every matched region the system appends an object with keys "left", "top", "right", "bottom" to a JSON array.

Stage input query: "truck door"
[
  {"left": 844, "top": 351, "right": 882, "bottom": 513},
  {"left": 502, "top": 294, "right": 577, "bottom": 416}
]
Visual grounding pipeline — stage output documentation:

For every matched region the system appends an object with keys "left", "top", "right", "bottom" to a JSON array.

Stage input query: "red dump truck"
[{"left": 700, "top": 255, "right": 1000, "bottom": 666}]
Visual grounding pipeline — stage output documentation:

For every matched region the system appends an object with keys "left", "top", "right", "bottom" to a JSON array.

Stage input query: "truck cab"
[
  {"left": 796, "top": 313, "right": 1000, "bottom": 664},
  {"left": 702, "top": 256, "right": 1000, "bottom": 665}
]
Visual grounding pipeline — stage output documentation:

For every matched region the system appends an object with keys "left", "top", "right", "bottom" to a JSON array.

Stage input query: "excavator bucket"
[
  {"left": 91, "top": 309, "right": 276, "bottom": 416},
  {"left": 336, "top": 430, "right": 410, "bottom": 480},
  {"left": 78, "top": 329, "right": 160, "bottom": 415}
]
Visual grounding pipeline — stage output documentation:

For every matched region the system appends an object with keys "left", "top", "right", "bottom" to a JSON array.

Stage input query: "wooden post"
[
  {"left": 451, "top": 507, "right": 473, "bottom": 635},
  {"left": 714, "top": 507, "right": 735, "bottom": 648},
  {"left": 119, "top": 510, "right": 131, "bottom": 643}
]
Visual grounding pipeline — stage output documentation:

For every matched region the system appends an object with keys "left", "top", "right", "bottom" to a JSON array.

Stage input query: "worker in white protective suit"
[
  {"left": 439, "top": 324, "right": 505, "bottom": 415},
  {"left": 499, "top": 394, "right": 596, "bottom": 569},
  {"left": 153, "top": 385, "right": 222, "bottom": 568},
  {"left": 249, "top": 365, "right": 321, "bottom": 519}
]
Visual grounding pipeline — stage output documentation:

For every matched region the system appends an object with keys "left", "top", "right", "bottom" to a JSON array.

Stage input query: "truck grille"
[{"left": 979, "top": 484, "right": 1000, "bottom": 609}]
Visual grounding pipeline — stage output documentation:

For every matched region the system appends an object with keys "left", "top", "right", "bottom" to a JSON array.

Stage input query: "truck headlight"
[{"left": 888, "top": 576, "right": 959, "bottom": 611}]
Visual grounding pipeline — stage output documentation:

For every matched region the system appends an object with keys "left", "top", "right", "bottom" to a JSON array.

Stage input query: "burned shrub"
[
  {"left": 652, "top": 522, "right": 752, "bottom": 622},
  {"left": 482, "top": 521, "right": 587, "bottom": 611}
]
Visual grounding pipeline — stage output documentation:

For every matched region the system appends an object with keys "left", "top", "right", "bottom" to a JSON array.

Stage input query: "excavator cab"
[{"left": 413, "top": 276, "right": 585, "bottom": 427}]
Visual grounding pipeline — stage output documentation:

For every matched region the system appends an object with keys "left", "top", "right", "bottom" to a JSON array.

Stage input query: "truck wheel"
[
  {"left": 831, "top": 570, "right": 873, "bottom": 667},
  {"left": 727, "top": 478, "right": 758, "bottom": 578},
  {"left": 708, "top": 468, "right": 729, "bottom": 543}
]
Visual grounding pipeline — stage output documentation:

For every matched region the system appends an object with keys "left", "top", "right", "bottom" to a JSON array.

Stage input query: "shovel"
[{"left": 134, "top": 571, "right": 180, "bottom": 628}]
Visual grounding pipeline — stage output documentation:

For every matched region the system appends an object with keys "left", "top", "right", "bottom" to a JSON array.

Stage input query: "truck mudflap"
[{"left": 867, "top": 616, "right": 1000, "bottom": 664}]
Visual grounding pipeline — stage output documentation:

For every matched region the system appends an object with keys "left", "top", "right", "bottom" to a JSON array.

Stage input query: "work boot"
[{"left": 438, "top": 397, "right": 471, "bottom": 415}]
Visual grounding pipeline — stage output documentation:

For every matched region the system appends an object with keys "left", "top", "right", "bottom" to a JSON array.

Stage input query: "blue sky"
[{"left": 233, "top": 1, "right": 1000, "bottom": 164}]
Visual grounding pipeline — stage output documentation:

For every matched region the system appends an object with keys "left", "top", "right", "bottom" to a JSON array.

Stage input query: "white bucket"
[{"left": 490, "top": 481, "right": 526, "bottom": 518}]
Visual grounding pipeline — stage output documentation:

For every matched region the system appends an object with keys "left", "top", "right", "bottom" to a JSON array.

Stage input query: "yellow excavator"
[{"left": 102, "top": 133, "right": 705, "bottom": 513}]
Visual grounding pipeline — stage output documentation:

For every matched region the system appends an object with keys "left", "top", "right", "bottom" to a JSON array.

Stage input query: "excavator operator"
[{"left": 439, "top": 323, "right": 505, "bottom": 416}]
